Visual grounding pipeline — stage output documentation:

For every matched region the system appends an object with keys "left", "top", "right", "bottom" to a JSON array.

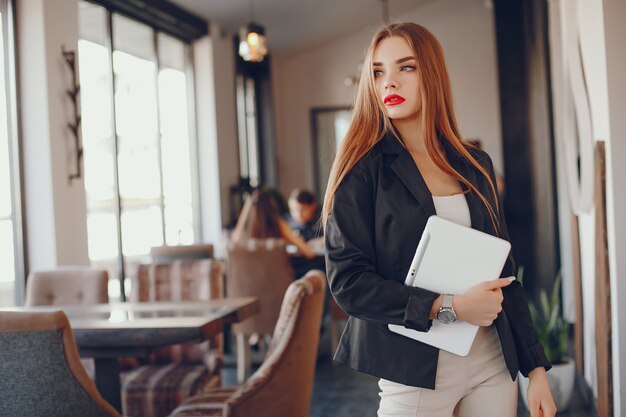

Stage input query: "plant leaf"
[
  {"left": 547, "top": 305, "right": 559, "bottom": 331},
  {"left": 525, "top": 268, "right": 569, "bottom": 364},
  {"left": 529, "top": 304, "right": 539, "bottom": 328},
  {"left": 517, "top": 265, "right": 525, "bottom": 285},
  {"left": 551, "top": 269, "right": 562, "bottom": 311},
  {"left": 540, "top": 290, "right": 550, "bottom": 318},
  {"left": 559, "top": 322, "right": 569, "bottom": 361}
]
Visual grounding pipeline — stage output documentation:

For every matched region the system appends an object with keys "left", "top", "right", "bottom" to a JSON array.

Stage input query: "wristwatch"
[{"left": 436, "top": 294, "right": 457, "bottom": 324}]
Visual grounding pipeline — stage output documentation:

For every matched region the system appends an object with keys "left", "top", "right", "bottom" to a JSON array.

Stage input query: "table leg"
[
  {"left": 94, "top": 357, "right": 122, "bottom": 412},
  {"left": 236, "top": 333, "right": 251, "bottom": 383}
]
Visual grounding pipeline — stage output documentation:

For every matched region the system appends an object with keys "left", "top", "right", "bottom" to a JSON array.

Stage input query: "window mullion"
[
  {"left": 185, "top": 44, "right": 201, "bottom": 243},
  {"left": 106, "top": 9, "right": 127, "bottom": 301},
  {"left": 3, "top": 0, "right": 25, "bottom": 305},
  {"left": 153, "top": 29, "right": 167, "bottom": 246}
]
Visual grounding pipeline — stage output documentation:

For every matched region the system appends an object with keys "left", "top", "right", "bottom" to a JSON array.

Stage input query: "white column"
[
  {"left": 193, "top": 24, "right": 239, "bottom": 258},
  {"left": 17, "top": 0, "right": 89, "bottom": 271}
]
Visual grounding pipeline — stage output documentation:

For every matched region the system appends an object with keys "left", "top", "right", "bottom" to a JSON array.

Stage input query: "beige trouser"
[{"left": 378, "top": 325, "right": 518, "bottom": 417}]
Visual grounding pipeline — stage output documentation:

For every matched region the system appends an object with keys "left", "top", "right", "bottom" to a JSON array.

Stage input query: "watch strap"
[{"left": 442, "top": 294, "right": 453, "bottom": 309}]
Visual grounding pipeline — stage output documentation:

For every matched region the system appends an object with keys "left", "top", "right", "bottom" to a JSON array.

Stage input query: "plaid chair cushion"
[
  {"left": 122, "top": 259, "right": 226, "bottom": 417},
  {"left": 166, "top": 388, "right": 237, "bottom": 417},
  {"left": 122, "top": 364, "right": 221, "bottom": 417},
  {"left": 132, "top": 260, "right": 225, "bottom": 365}
]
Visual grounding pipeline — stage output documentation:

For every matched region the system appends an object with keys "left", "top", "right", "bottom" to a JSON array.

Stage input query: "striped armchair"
[
  {"left": 168, "top": 270, "right": 326, "bottom": 417},
  {"left": 121, "top": 259, "right": 225, "bottom": 417}
]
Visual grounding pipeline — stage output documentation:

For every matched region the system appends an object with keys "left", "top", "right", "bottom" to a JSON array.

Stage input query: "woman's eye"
[
  {"left": 373, "top": 70, "right": 383, "bottom": 77},
  {"left": 401, "top": 65, "right": 416, "bottom": 72}
]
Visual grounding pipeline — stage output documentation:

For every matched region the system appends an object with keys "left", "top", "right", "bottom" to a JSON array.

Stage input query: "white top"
[{"left": 432, "top": 193, "right": 471, "bottom": 228}]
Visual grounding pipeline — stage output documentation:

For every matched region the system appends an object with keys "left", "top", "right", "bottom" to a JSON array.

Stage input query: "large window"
[
  {"left": 0, "top": 0, "right": 22, "bottom": 307},
  {"left": 78, "top": 2, "right": 200, "bottom": 300}
]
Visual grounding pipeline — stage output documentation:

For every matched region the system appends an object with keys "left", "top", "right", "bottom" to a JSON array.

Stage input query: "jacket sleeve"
[
  {"left": 484, "top": 154, "right": 553, "bottom": 377},
  {"left": 325, "top": 160, "right": 439, "bottom": 332}
]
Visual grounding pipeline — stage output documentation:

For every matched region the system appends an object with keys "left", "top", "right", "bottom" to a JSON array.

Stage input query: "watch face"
[{"left": 437, "top": 309, "right": 456, "bottom": 324}]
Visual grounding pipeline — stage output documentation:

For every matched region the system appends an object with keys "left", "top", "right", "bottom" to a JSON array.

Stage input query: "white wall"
[
  {"left": 549, "top": 0, "right": 626, "bottom": 413},
  {"left": 548, "top": 0, "right": 603, "bottom": 396},
  {"left": 17, "top": 0, "right": 90, "bottom": 271},
  {"left": 271, "top": 0, "right": 503, "bottom": 197},
  {"left": 193, "top": 24, "right": 239, "bottom": 258}
]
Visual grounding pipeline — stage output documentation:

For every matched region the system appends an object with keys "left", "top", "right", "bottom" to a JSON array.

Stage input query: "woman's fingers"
[
  {"left": 528, "top": 401, "right": 540, "bottom": 417},
  {"left": 482, "top": 277, "right": 514, "bottom": 290},
  {"left": 541, "top": 399, "right": 557, "bottom": 417}
]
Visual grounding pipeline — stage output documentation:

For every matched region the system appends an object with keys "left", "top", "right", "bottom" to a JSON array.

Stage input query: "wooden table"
[{"left": 1, "top": 298, "right": 259, "bottom": 412}]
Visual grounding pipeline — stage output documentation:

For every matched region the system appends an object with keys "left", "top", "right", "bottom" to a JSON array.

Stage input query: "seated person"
[
  {"left": 231, "top": 190, "right": 315, "bottom": 259},
  {"left": 285, "top": 189, "right": 322, "bottom": 242}
]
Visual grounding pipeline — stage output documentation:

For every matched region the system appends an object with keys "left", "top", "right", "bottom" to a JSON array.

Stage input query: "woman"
[
  {"left": 232, "top": 190, "right": 315, "bottom": 259},
  {"left": 323, "top": 23, "right": 556, "bottom": 417}
]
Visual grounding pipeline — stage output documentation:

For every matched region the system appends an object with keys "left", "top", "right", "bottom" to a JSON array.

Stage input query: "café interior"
[{"left": 0, "top": 0, "right": 624, "bottom": 416}]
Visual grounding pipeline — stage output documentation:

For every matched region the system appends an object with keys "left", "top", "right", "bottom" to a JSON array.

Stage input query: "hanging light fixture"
[{"left": 239, "top": 0, "right": 268, "bottom": 62}]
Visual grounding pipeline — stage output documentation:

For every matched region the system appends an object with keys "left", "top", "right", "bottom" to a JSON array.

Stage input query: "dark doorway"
[{"left": 493, "top": 0, "right": 560, "bottom": 296}]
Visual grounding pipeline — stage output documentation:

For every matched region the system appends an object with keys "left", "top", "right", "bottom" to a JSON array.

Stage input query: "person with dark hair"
[
  {"left": 232, "top": 190, "right": 315, "bottom": 259},
  {"left": 286, "top": 188, "right": 322, "bottom": 242}
]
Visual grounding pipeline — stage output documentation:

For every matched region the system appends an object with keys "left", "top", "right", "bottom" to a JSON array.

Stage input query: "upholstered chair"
[
  {"left": 24, "top": 267, "right": 110, "bottom": 376},
  {"left": 225, "top": 238, "right": 295, "bottom": 382},
  {"left": 150, "top": 244, "right": 214, "bottom": 263},
  {"left": 25, "top": 267, "right": 109, "bottom": 306},
  {"left": 168, "top": 270, "right": 326, "bottom": 417},
  {"left": 0, "top": 311, "right": 121, "bottom": 417},
  {"left": 121, "top": 259, "right": 225, "bottom": 417}
]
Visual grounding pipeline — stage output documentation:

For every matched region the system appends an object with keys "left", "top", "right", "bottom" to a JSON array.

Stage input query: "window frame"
[
  {"left": 0, "top": 0, "right": 25, "bottom": 306},
  {"left": 79, "top": 1, "right": 202, "bottom": 300}
]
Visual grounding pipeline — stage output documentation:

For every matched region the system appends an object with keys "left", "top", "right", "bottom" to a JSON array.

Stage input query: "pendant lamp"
[
  {"left": 239, "top": 22, "right": 268, "bottom": 62},
  {"left": 238, "top": 0, "right": 268, "bottom": 62}
]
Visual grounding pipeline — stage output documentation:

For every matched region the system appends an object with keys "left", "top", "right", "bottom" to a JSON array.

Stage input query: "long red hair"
[{"left": 321, "top": 22, "right": 501, "bottom": 235}]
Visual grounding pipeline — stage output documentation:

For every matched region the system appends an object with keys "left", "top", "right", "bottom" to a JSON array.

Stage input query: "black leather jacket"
[{"left": 324, "top": 130, "right": 552, "bottom": 389}]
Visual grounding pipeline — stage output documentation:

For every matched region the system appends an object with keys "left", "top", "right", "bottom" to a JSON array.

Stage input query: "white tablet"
[{"left": 388, "top": 215, "right": 511, "bottom": 356}]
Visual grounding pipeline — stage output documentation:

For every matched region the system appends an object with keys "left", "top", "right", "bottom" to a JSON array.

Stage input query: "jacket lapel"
[
  {"left": 379, "top": 130, "right": 486, "bottom": 232},
  {"left": 379, "top": 131, "right": 437, "bottom": 217},
  {"left": 391, "top": 151, "right": 436, "bottom": 217}
]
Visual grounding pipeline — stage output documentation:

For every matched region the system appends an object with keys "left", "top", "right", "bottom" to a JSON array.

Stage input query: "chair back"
[
  {"left": 0, "top": 311, "right": 121, "bottom": 416},
  {"left": 131, "top": 259, "right": 224, "bottom": 302},
  {"left": 228, "top": 271, "right": 326, "bottom": 417},
  {"left": 25, "top": 267, "right": 109, "bottom": 306},
  {"left": 130, "top": 259, "right": 225, "bottom": 365},
  {"left": 150, "top": 244, "right": 214, "bottom": 263},
  {"left": 226, "top": 238, "right": 294, "bottom": 335}
]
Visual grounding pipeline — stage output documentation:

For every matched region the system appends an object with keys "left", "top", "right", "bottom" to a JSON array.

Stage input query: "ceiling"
[{"left": 169, "top": 0, "right": 434, "bottom": 55}]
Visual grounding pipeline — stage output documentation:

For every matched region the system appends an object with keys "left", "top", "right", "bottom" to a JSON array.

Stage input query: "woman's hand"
[
  {"left": 527, "top": 367, "right": 557, "bottom": 417},
  {"left": 454, "top": 278, "right": 513, "bottom": 326}
]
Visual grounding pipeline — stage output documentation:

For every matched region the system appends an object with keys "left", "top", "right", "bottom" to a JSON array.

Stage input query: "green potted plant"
[{"left": 516, "top": 266, "right": 575, "bottom": 412}]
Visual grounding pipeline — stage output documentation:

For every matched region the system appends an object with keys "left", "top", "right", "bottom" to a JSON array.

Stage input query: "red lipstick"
[{"left": 384, "top": 94, "right": 405, "bottom": 106}]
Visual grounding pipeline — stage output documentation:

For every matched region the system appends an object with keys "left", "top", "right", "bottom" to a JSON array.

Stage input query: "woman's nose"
[{"left": 384, "top": 77, "right": 398, "bottom": 89}]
